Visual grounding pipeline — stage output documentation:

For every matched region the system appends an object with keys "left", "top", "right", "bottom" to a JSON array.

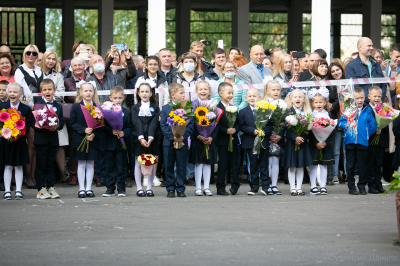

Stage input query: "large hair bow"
[
  {"left": 307, "top": 87, "right": 330, "bottom": 100},
  {"left": 135, "top": 78, "right": 157, "bottom": 89},
  {"left": 76, "top": 80, "right": 97, "bottom": 89}
]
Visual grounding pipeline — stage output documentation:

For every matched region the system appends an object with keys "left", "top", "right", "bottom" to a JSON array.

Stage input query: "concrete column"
[
  {"left": 175, "top": 0, "right": 191, "bottom": 56},
  {"left": 362, "top": 0, "right": 382, "bottom": 49},
  {"left": 148, "top": 0, "right": 166, "bottom": 55},
  {"left": 311, "top": 0, "right": 331, "bottom": 61},
  {"left": 232, "top": 0, "right": 249, "bottom": 57},
  {"left": 137, "top": 6, "right": 147, "bottom": 56},
  {"left": 287, "top": 0, "right": 303, "bottom": 52},
  {"left": 35, "top": 5, "right": 46, "bottom": 52},
  {"left": 331, "top": 10, "right": 341, "bottom": 59},
  {"left": 62, "top": 0, "right": 75, "bottom": 60},
  {"left": 98, "top": 0, "right": 114, "bottom": 57}
]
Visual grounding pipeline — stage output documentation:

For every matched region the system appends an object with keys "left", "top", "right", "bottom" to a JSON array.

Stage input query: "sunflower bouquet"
[
  {"left": 78, "top": 103, "right": 104, "bottom": 153},
  {"left": 0, "top": 108, "right": 26, "bottom": 142},
  {"left": 253, "top": 100, "right": 276, "bottom": 155},
  {"left": 167, "top": 100, "right": 194, "bottom": 149},
  {"left": 193, "top": 99, "right": 223, "bottom": 159}
]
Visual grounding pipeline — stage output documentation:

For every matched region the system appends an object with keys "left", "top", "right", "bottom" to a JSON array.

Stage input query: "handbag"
[
  {"left": 58, "top": 123, "right": 69, "bottom": 146},
  {"left": 61, "top": 99, "right": 73, "bottom": 120}
]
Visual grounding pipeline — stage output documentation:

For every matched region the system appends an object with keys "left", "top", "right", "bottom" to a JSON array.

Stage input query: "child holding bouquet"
[
  {"left": 131, "top": 83, "right": 160, "bottom": 197},
  {"left": 307, "top": 88, "right": 335, "bottom": 195},
  {"left": 282, "top": 88, "right": 313, "bottom": 196},
  {"left": 34, "top": 79, "right": 64, "bottom": 199},
  {"left": 69, "top": 81, "right": 102, "bottom": 198},
  {"left": 1, "top": 83, "right": 34, "bottom": 200}
]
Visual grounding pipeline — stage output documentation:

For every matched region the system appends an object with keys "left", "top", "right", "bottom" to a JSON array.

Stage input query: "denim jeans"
[
  {"left": 331, "top": 130, "right": 347, "bottom": 177},
  {"left": 186, "top": 160, "right": 195, "bottom": 179}
]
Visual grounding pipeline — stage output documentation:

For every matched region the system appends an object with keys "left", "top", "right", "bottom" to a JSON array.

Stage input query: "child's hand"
[
  {"left": 270, "top": 135, "right": 282, "bottom": 143},
  {"left": 118, "top": 131, "right": 124, "bottom": 138},
  {"left": 205, "top": 137, "right": 213, "bottom": 145},
  {"left": 227, "top": 128, "right": 236, "bottom": 134},
  {"left": 295, "top": 136, "right": 304, "bottom": 145},
  {"left": 87, "top": 133, "right": 95, "bottom": 142},
  {"left": 173, "top": 136, "right": 184, "bottom": 143},
  {"left": 322, "top": 142, "right": 327, "bottom": 148},
  {"left": 254, "top": 129, "right": 259, "bottom": 135},
  {"left": 376, "top": 129, "right": 381, "bottom": 135},
  {"left": 85, "top": 128, "right": 93, "bottom": 134},
  {"left": 147, "top": 138, "right": 153, "bottom": 146},
  {"left": 140, "top": 139, "right": 148, "bottom": 147},
  {"left": 112, "top": 129, "right": 119, "bottom": 136},
  {"left": 198, "top": 136, "right": 206, "bottom": 143},
  {"left": 49, "top": 127, "right": 57, "bottom": 132}
]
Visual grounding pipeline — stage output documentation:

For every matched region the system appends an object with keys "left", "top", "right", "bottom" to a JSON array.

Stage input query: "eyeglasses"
[
  {"left": 25, "top": 51, "right": 38, "bottom": 56},
  {"left": 224, "top": 66, "right": 235, "bottom": 70}
]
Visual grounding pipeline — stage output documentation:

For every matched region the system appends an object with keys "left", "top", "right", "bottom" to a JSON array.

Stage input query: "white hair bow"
[
  {"left": 76, "top": 80, "right": 97, "bottom": 89},
  {"left": 135, "top": 78, "right": 157, "bottom": 89},
  {"left": 307, "top": 87, "right": 330, "bottom": 100}
]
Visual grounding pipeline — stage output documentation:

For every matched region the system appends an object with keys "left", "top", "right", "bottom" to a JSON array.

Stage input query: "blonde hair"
[
  {"left": 195, "top": 80, "right": 211, "bottom": 99},
  {"left": 110, "top": 86, "right": 124, "bottom": 96},
  {"left": 7, "top": 82, "right": 23, "bottom": 94},
  {"left": 310, "top": 94, "right": 329, "bottom": 111},
  {"left": 39, "top": 49, "right": 58, "bottom": 72},
  {"left": 168, "top": 83, "right": 184, "bottom": 97},
  {"left": 22, "top": 44, "right": 40, "bottom": 62},
  {"left": 221, "top": 60, "right": 238, "bottom": 77},
  {"left": 75, "top": 83, "right": 100, "bottom": 104},
  {"left": 273, "top": 53, "right": 294, "bottom": 79},
  {"left": 263, "top": 80, "right": 281, "bottom": 100},
  {"left": 285, "top": 89, "right": 312, "bottom": 115},
  {"left": 190, "top": 41, "right": 205, "bottom": 50}
]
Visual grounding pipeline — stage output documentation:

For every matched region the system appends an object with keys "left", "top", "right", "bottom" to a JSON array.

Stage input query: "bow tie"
[{"left": 46, "top": 102, "right": 53, "bottom": 105}]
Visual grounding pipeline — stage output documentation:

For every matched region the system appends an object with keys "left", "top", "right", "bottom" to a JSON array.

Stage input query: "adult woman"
[
  {"left": 293, "top": 58, "right": 300, "bottom": 74},
  {"left": 105, "top": 44, "right": 136, "bottom": 89},
  {"left": 226, "top": 47, "right": 244, "bottom": 61},
  {"left": 0, "top": 53, "right": 16, "bottom": 83},
  {"left": 213, "top": 60, "right": 247, "bottom": 110},
  {"left": 309, "top": 59, "right": 328, "bottom": 81},
  {"left": 268, "top": 47, "right": 283, "bottom": 65},
  {"left": 262, "top": 56, "right": 274, "bottom": 71},
  {"left": 273, "top": 53, "right": 295, "bottom": 99},
  {"left": 233, "top": 55, "right": 248, "bottom": 71},
  {"left": 104, "top": 49, "right": 121, "bottom": 67},
  {"left": 39, "top": 50, "right": 65, "bottom": 102}
]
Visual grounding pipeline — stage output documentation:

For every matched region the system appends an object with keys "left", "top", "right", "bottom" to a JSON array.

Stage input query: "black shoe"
[
  {"left": 185, "top": 178, "right": 195, "bottom": 186},
  {"left": 136, "top": 189, "right": 146, "bottom": 197},
  {"left": 377, "top": 187, "right": 386, "bottom": 193},
  {"left": 167, "top": 190, "right": 175, "bottom": 198},
  {"left": 78, "top": 190, "right": 86, "bottom": 198},
  {"left": 102, "top": 189, "right": 115, "bottom": 197},
  {"left": 86, "top": 190, "right": 95, "bottom": 197},
  {"left": 359, "top": 189, "right": 367, "bottom": 195},
  {"left": 117, "top": 190, "right": 126, "bottom": 197},
  {"left": 125, "top": 180, "right": 132, "bottom": 188},
  {"left": 146, "top": 190, "right": 154, "bottom": 197},
  {"left": 3, "top": 191, "right": 12, "bottom": 200},
  {"left": 177, "top": 191, "right": 186, "bottom": 197},
  {"left": 160, "top": 181, "right": 167, "bottom": 187},
  {"left": 349, "top": 188, "right": 359, "bottom": 195},
  {"left": 368, "top": 188, "right": 379, "bottom": 194},
  {"left": 229, "top": 188, "right": 238, "bottom": 195},
  {"left": 217, "top": 190, "right": 229, "bottom": 196},
  {"left": 15, "top": 191, "right": 24, "bottom": 200},
  {"left": 96, "top": 179, "right": 106, "bottom": 187}
]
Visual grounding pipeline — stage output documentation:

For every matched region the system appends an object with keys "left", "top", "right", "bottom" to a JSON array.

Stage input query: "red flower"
[{"left": 145, "top": 161, "right": 151, "bottom": 166}]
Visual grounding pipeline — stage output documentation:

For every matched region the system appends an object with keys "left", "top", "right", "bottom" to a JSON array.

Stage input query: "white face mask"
[
  {"left": 183, "top": 62, "right": 195, "bottom": 73},
  {"left": 224, "top": 72, "right": 235, "bottom": 79},
  {"left": 93, "top": 63, "right": 105, "bottom": 73}
]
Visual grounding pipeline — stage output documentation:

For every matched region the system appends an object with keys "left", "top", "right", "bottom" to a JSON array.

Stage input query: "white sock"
[
  {"left": 202, "top": 164, "right": 211, "bottom": 190},
  {"left": 77, "top": 160, "right": 87, "bottom": 192},
  {"left": 14, "top": 166, "right": 23, "bottom": 192},
  {"left": 85, "top": 160, "right": 94, "bottom": 191},
  {"left": 147, "top": 166, "right": 155, "bottom": 191},
  {"left": 288, "top": 167, "right": 296, "bottom": 191},
  {"left": 135, "top": 159, "right": 143, "bottom": 191},
  {"left": 195, "top": 164, "right": 203, "bottom": 190},
  {"left": 319, "top": 165, "right": 328, "bottom": 188},
  {"left": 295, "top": 168, "right": 304, "bottom": 190},
  {"left": 4, "top": 165, "right": 12, "bottom": 192},
  {"left": 268, "top": 157, "right": 272, "bottom": 177},
  {"left": 310, "top": 165, "right": 318, "bottom": 188},
  {"left": 270, "top": 156, "right": 279, "bottom": 189}
]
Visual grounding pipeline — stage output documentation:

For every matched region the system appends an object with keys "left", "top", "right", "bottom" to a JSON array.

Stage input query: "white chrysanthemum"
[
  {"left": 225, "top": 106, "right": 238, "bottom": 113},
  {"left": 285, "top": 115, "right": 297, "bottom": 126}
]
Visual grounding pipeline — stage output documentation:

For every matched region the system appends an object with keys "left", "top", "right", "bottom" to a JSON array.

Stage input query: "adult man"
[
  {"left": 189, "top": 41, "right": 213, "bottom": 70},
  {"left": 298, "top": 52, "right": 320, "bottom": 81},
  {"left": 238, "top": 45, "right": 273, "bottom": 85},
  {"left": 159, "top": 48, "right": 178, "bottom": 84},
  {"left": 204, "top": 48, "right": 226, "bottom": 80},
  {"left": 345, "top": 37, "right": 386, "bottom": 101},
  {"left": 35, "top": 52, "right": 43, "bottom": 66},
  {"left": 298, "top": 53, "right": 309, "bottom": 72},
  {"left": 0, "top": 45, "right": 11, "bottom": 55},
  {"left": 314, "top": 49, "right": 327, "bottom": 60}
]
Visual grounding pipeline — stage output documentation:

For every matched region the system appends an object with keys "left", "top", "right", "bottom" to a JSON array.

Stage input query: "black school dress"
[
  {"left": 309, "top": 111, "right": 335, "bottom": 165},
  {"left": 392, "top": 116, "right": 400, "bottom": 169},
  {"left": 188, "top": 122, "right": 219, "bottom": 165},
  {"left": 0, "top": 102, "right": 34, "bottom": 166}
]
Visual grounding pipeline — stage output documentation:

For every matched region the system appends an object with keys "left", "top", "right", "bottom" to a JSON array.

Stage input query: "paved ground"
[{"left": 1, "top": 181, "right": 399, "bottom": 266}]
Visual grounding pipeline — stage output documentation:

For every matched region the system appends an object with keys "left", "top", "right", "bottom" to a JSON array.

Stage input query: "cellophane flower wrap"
[
  {"left": 167, "top": 100, "right": 194, "bottom": 149},
  {"left": 78, "top": 103, "right": 104, "bottom": 153},
  {"left": 269, "top": 141, "right": 283, "bottom": 156},
  {"left": 0, "top": 108, "right": 26, "bottom": 142},
  {"left": 193, "top": 99, "right": 223, "bottom": 159},
  {"left": 225, "top": 105, "right": 238, "bottom": 152},
  {"left": 338, "top": 80, "right": 357, "bottom": 136},
  {"left": 137, "top": 154, "right": 158, "bottom": 176},
  {"left": 32, "top": 106, "right": 59, "bottom": 131},
  {"left": 253, "top": 100, "right": 276, "bottom": 155},
  {"left": 311, "top": 117, "right": 337, "bottom": 160},
  {"left": 100, "top": 101, "right": 126, "bottom": 149},
  {"left": 269, "top": 99, "right": 288, "bottom": 154},
  {"left": 370, "top": 104, "right": 400, "bottom": 145},
  {"left": 285, "top": 113, "right": 313, "bottom": 151}
]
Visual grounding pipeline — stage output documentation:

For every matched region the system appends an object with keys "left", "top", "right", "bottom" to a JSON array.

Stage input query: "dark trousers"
[
  {"left": 67, "top": 123, "right": 78, "bottom": 180},
  {"left": 246, "top": 148, "right": 270, "bottom": 191},
  {"left": 96, "top": 133, "right": 107, "bottom": 181},
  {"left": 163, "top": 145, "right": 187, "bottom": 192},
  {"left": 345, "top": 145, "right": 368, "bottom": 190},
  {"left": 383, "top": 151, "right": 394, "bottom": 182},
  {"left": 105, "top": 150, "right": 127, "bottom": 191},
  {"left": 128, "top": 135, "right": 135, "bottom": 174},
  {"left": 35, "top": 144, "right": 58, "bottom": 190},
  {"left": 367, "top": 145, "right": 385, "bottom": 190},
  {"left": 217, "top": 145, "right": 240, "bottom": 191}
]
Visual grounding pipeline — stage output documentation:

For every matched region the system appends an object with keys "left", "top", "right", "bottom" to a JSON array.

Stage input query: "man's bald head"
[
  {"left": 90, "top": 54, "right": 104, "bottom": 66},
  {"left": 357, "top": 37, "right": 373, "bottom": 57},
  {"left": 0, "top": 45, "right": 11, "bottom": 55},
  {"left": 250, "top": 45, "right": 265, "bottom": 65}
]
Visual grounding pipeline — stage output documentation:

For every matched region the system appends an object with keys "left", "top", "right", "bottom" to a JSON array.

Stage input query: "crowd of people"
[{"left": 0, "top": 35, "right": 399, "bottom": 200}]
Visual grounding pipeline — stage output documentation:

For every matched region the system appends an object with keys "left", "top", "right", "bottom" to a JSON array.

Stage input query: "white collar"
[
  {"left": 294, "top": 107, "right": 303, "bottom": 114},
  {"left": 141, "top": 101, "right": 150, "bottom": 107},
  {"left": 250, "top": 105, "right": 255, "bottom": 110},
  {"left": 312, "top": 109, "right": 329, "bottom": 118},
  {"left": 43, "top": 96, "right": 54, "bottom": 104},
  {"left": 221, "top": 101, "right": 229, "bottom": 107},
  {"left": 83, "top": 100, "right": 93, "bottom": 106},
  {"left": 11, "top": 101, "right": 20, "bottom": 109}
]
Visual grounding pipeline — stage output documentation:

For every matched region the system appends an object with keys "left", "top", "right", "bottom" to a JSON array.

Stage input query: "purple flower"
[{"left": 206, "top": 112, "right": 216, "bottom": 120}]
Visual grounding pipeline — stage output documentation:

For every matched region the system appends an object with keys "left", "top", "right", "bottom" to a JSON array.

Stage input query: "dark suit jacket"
[
  {"left": 104, "top": 107, "right": 133, "bottom": 151},
  {"left": 131, "top": 101, "right": 160, "bottom": 142},
  {"left": 216, "top": 102, "right": 239, "bottom": 146},
  {"left": 69, "top": 101, "right": 104, "bottom": 149},
  {"left": 33, "top": 99, "right": 64, "bottom": 146},
  {"left": 239, "top": 105, "right": 273, "bottom": 149}
]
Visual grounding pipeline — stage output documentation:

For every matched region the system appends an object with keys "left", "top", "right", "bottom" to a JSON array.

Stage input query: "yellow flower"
[
  {"left": 173, "top": 115, "right": 180, "bottom": 122},
  {"left": 169, "top": 111, "right": 175, "bottom": 117},
  {"left": 11, "top": 128, "right": 19, "bottom": 137},
  {"left": 198, "top": 117, "right": 210, "bottom": 126},
  {"left": 195, "top": 106, "right": 208, "bottom": 118}
]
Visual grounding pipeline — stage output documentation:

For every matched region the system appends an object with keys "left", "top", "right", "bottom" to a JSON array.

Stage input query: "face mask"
[
  {"left": 224, "top": 72, "right": 235, "bottom": 79},
  {"left": 93, "top": 63, "right": 105, "bottom": 73},
  {"left": 183, "top": 62, "right": 195, "bottom": 73}
]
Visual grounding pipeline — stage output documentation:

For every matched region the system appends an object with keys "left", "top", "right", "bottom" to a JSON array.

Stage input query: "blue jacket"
[
  {"left": 338, "top": 104, "right": 377, "bottom": 147},
  {"left": 345, "top": 55, "right": 387, "bottom": 102},
  {"left": 213, "top": 77, "right": 248, "bottom": 110}
]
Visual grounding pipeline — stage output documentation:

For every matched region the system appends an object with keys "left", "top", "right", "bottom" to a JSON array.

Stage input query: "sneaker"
[
  {"left": 260, "top": 188, "right": 269, "bottom": 196},
  {"left": 195, "top": 189, "right": 203, "bottom": 196},
  {"left": 247, "top": 189, "right": 258, "bottom": 195},
  {"left": 354, "top": 175, "right": 359, "bottom": 184},
  {"left": 310, "top": 187, "right": 320, "bottom": 195},
  {"left": 267, "top": 187, "right": 274, "bottom": 195},
  {"left": 320, "top": 187, "right": 328, "bottom": 195},
  {"left": 102, "top": 189, "right": 115, "bottom": 197},
  {"left": 381, "top": 178, "right": 390, "bottom": 186},
  {"left": 48, "top": 187, "right": 60, "bottom": 199},
  {"left": 143, "top": 176, "right": 148, "bottom": 187},
  {"left": 332, "top": 176, "right": 339, "bottom": 184},
  {"left": 153, "top": 176, "right": 161, "bottom": 187},
  {"left": 3, "top": 191, "right": 12, "bottom": 200},
  {"left": 37, "top": 187, "right": 51, "bottom": 199},
  {"left": 118, "top": 190, "right": 126, "bottom": 197},
  {"left": 203, "top": 189, "right": 213, "bottom": 196}
]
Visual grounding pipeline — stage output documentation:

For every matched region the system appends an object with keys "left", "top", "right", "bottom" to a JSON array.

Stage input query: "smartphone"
[
  {"left": 202, "top": 40, "right": 211, "bottom": 46},
  {"left": 78, "top": 45, "right": 91, "bottom": 61},
  {"left": 114, "top": 44, "right": 127, "bottom": 50},
  {"left": 292, "top": 51, "right": 306, "bottom": 58}
]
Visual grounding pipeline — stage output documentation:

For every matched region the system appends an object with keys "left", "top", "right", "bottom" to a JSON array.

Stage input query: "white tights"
[
  {"left": 310, "top": 165, "right": 327, "bottom": 188},
  {"left": 268, "top": 156, "right": 280, "bottom": 188},
  {"left": 135, "top": 159, "right": 155, "bottom": 191},
  {"left": 77, "top": 160, "right": 94, "bottom": 192},
  {"left": 288, "top": 167, "right": 304, "bottom": 191},
  {"left": 195, "top": 163, "right": 211, "bottom": 190},
  {"left": 4, "top": 165, "right": 23, "bottom": 192}
]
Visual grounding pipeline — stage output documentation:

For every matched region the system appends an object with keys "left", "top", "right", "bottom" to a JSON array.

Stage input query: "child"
[
  {"left": 264, "top": 80, "right": 285, "bottom": 195},
  {"left": 339, "top": 87, "right": 377, "bottom": 195},
  {"left": 160, "top": 83, "right": 194, "bottom": 198},
  {"left": 189, "top": 81, "right": 219, "bottom": 196},
  {"left": 392, "top": 96, "right": 400, "bottom": 171},
  {"left": 131, "top": 83, "right": 160, "bottom": 197},
  {"left": 69, "top": 81, "right": 102, "bottom": 198},
  {"left": 307, "top": 87, "right": 334, "bottom": 195},
  {"left": 1, "top": 83, "right": 34, "bottom": 200},
  {"left": 282, "top": 88, "right": 313, "bottom": 196},
  {"left": 239, "top": 88, "right": 273, "bottom": 196},
  {"left": 367, "top": 86, "right": 387, "bottom": 194},
  {"left": 102, "top": 86, "right": 133, "bottom": 197},
  {"left": 0, "top": 80, "right": 9, "bottom": 104},
  {"left": 34, "top": 79, "right": 64, "bottom": 199},
  {"left": 216, "top": 82, "right": 240, "bottom": 195}
]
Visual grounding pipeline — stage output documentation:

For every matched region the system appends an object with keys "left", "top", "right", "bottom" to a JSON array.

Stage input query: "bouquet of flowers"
[
  {"left": 100, "top": 101, "right": 126, "bottom": 149},
  {"left": 225, "top": 105, "right": 238, "bottom": 152},
  {"left": 0, "top": 108, "right": 26, "bottom": 142},
  {"left": 311, "top": 117, "right": 337, "bottom": 160},
  {"left": 78, "top": 103, "right": 104, "bottom": 153},
  {"left": 338, "top": 80, "right": 357, "bottom": 135},
  {"left": 137, "top": 154, "right": 158, "bottom": 176},
  {"left": 371, "top": 104, "right": 400, "bottom": 145},
  {"left": 269, "top": 141, "right": 283, "bottom": 156},
  {"left": 167, "top": 100, "right": 194, "bottom": 149},
  {"left": 32, "top": 106, "right": 59, "bottom": 131},
  {"left": 285, "top": 113, "right": 313, "bottom": 151},
  {"left": 253, "top": 100, "right": 276, "bottom": 155},
  {"left": 193, "top": 99, "right": 223, "bottom": 159}
]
